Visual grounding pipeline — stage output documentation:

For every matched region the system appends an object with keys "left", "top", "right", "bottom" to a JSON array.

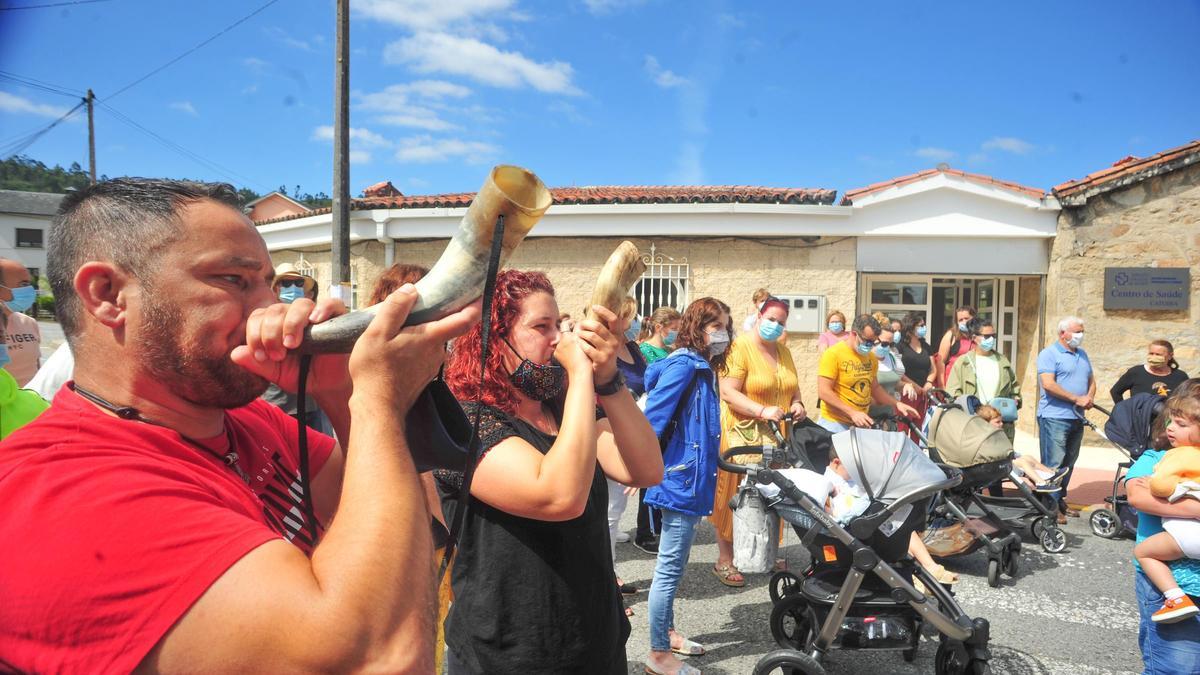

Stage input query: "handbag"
[{"left": 989, "top": 397, "right": 1019, "bottom": 423}]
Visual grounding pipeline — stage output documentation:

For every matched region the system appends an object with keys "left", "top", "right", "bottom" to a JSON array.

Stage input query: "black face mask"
[{"left": 504, "top": 337, "right": 567, "bottom": 401}]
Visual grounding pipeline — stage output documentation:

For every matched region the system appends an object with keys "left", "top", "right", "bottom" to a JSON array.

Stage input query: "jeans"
[
  {"left": 1037, "top": 416, "right": 1084, "bottom": 492},
  {"left": 648, "top": 509, "right": 701, "bottom": 652},
  {"left": 1135, "top": 570, "right": 1200, "bottom": 674},
  {"left": 637, "top": 489, "right": 657, "bottom": 542}
]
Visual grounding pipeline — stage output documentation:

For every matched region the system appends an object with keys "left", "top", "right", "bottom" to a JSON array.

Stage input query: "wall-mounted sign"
[{"left": 1104, "top": 267, "right": 1190, "bottom": 310}]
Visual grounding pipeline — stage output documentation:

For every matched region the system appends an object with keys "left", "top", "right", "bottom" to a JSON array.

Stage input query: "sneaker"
[
  {"left": 633, "top": 537, "right": 659, "bottom": 554},
  {"left": 1152, "top": 596, "right": 1200, "bottom": 623},
  {"left": 615, "top": 531, "right": 631, "bottom": 543}
]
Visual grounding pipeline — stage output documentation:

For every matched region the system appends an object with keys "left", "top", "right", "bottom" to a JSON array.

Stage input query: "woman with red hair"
[{"left": 436, "top": 269, "right": 663, "bottom": 674}]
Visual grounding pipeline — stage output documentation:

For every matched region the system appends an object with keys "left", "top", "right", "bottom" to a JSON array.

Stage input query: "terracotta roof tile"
[
  {"left": 255, "top": 184, "right": 837, "bottom": 225},
  {"left": 1052, "top": 140, "right": 1200, "bottom": 200},
  {"left": 841, "top": 167, "right": 1045, "bottom": 205}
]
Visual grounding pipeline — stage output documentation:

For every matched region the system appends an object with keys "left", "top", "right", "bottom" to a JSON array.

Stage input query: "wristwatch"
[{"left": 595, "top": 372, "right": 626, "bottom": 396}]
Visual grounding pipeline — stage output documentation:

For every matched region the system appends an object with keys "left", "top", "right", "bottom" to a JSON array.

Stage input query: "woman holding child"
[{"left": 1125, "top": 378, "right": 1200, "bottom": 673}]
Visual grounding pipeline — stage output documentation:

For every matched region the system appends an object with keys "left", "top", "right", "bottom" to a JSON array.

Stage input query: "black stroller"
[
  {"left": 723, "top": 422, "right": 994, "bottom": 675},
  {"left": 1082, "top": 394, "right": 1165, "bottom": 539}
]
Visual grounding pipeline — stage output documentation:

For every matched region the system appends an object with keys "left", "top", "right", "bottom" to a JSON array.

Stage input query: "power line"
[
  {"left": 105, "top": 0, "right": 282, "bottom": 101},
  {"left": 97, "top": 102, "right": 268, "bottom": 191},
  {"left": 0, "top": 0, "right": 113, "bottom": 10},
  {"left": 0, "top": 70, "right": 84, "bottom": 99},
  {"left": 0, "top": 100, "right": 85, "bottom": 158}
]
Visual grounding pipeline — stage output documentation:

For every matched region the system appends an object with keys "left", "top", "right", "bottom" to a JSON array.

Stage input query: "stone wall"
[
  {"left": 1019, "top": 161, "right": 1200, "bottom": 432},
  {"left": 274, "top": 235, "right": 858, "bottom": 405}
]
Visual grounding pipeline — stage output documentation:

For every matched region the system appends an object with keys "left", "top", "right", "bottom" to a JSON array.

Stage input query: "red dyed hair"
[
  {"left": 370, "top": 264, "right": 429, "bottom": 306},
  {"left": 445, "top": 269, "right": 556, "bottom": 416}
]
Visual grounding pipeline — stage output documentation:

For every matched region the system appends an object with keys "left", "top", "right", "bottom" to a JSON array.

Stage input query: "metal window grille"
[
  {"left": 293, "top": 253, "right": 316, "bottom": 278},
  {"left": 634, "top": 243, "right": 689, "bottom": 317}
]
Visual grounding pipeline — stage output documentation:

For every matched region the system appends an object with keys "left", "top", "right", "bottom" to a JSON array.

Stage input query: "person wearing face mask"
[
  {"left": 0, "top": 258, "right": 42, "bottom": 387},
  {"left": 946, "top": 319, "right": 1020, "bottom": 438},
  {"left": 434, "top": 270, "right": 662, "bottom": 675},
  {"left": 609, "top": 297, "right": 658, "bottom": 561},
  {"left": 937, "top": 305, "right": 977, "bottom": 387},
  {"left": 866, "top": 315, "right": 921, "bottom": 422},
  {"left": 1111, "top": 340, "right": 1190, "bottom": 403},
  {"left": 816, "top": 309, "right": 852, "bottom": 356},
  {"left": 641, "top": 297, "right": 729, "bottom": 675},
  {"left": 260, "top": 264, "right": 332, "bottom": 434},
  {"left": 1036, "top": 315, "right": 1096, "bottom": 520},
  {"left": 710, "top": 296, "right": 804, "bottom": 587},
  {"left": 742, "top": 287, "right": 770, "bottom": 333},
  {"left": 0, "top": 319, "right": 49, "bottom": 438},
  {"left": 816, "top": 314, "right": 920, "bottom": 434},
  {"left": 640, "top": 306, "right": 682, "bottom": 366}
]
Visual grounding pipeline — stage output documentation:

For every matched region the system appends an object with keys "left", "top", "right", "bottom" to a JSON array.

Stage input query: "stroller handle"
[{"left": 719, "top": 445, "right": 768, "bottom": 473}]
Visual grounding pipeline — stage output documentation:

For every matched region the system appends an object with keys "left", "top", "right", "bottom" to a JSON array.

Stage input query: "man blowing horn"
[{"left": 0, "top": 178, "right": 479, "bottom": 673}]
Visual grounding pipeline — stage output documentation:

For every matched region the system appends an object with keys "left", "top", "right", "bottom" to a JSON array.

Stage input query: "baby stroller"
[
  {"left": 916, "top": 397, "right": 1067, "bottom": 588},
  {"left": 1083, "top": 394, "right": 1165, "bottom": 539},
  {"left": 723, "top": 422, "right": 994, "bottom": 675}
]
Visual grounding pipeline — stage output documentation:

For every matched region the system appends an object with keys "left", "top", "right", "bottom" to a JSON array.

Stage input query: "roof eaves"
[{"left": 1052, "top": 140, "right": 1200, "bottom": 207}]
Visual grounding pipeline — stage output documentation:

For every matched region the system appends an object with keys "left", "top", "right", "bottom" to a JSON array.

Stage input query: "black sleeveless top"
[{"left": 435, "top": 402, "right": 629, "bottom": 674}]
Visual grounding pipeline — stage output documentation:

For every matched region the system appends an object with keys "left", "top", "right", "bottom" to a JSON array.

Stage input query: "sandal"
[
  {"left": 619, "top": 582, "right": 638, "bottom": 595},
  {"left": 927, "top": 564, "right": 959, "bottom": 585},
  {"left": 712, "top": 563, "right": 745, "bottom": 588},
  {"left": 645, "top": 661, "right": 702, "bottom": 675},
  {"left": 671, "top": 638, "right": 706, "bottom": 656}
]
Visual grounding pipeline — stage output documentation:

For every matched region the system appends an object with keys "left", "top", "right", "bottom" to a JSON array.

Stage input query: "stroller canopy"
[
  {"left": 929, "top": 407, "right": 1012, "bottom": 468},
  {"left": 833, "top": 429, "right": 947, "bottom": 503},
  {"left": 1105, "top": 393, "right": 1165, "bottom": 458}
]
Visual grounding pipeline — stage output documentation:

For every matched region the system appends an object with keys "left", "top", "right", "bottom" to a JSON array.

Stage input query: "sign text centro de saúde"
[{"left": 1103, "top": 267, "right": 1191, "bottom": 311}]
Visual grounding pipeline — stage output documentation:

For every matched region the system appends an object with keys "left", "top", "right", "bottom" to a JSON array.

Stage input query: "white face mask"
[{"left": 1067, "top": 331, "right": 1084, "bottom": 348}]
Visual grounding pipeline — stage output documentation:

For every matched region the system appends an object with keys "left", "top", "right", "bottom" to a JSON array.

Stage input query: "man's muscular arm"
[{"left": 137, "top": 286, "right": 479, "bottom": 673}]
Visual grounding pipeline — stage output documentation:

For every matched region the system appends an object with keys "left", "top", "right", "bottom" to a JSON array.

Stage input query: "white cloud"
[
  {"left": 384, "top": 32, "right": 580, "bottom": 95},
  {"left": 349, "top": 150, "right": 372, "bottom": 164},
  {"left": 266, "top": 27, "right": 312, "bottom": 51},
  {"left": 356, "top": 81, "right": 470, "bottom": 130},
  {"left": 242, "top": 57, "right": 271, "bottom": 72},
  {"left": 982, "top": 136, "right": 1035, "bottom": 155},
  {"left": 644, "top": 55, "right": 689, "bottom": 88},
  {"left": 376, "top": 111, "right": 458, "bottom": 131},
  {"left": 583, "top": 0, "right": 648, "bottom": 14},
  {"left": 169, "top": 101, "right": 198, "bottom": 116},
  {"left": 354, "top": 0, "right": 514, "bottom": 29},
  {"left": 716, "top": 12, "right": 746, "bottom": 28},
  {"left": 549, "top": 100, "right": 588, "bottom": 125},
  {"left": 915, "top": 147, "right": 956, "bottom": 162},
  {"left": 241, "top": 84, "right": 259, "bottom": 95},
  {"left": 0, "top": 91, "right": 70, "bottom": 118},
  {"left": 394, "top": 134, "right": 499, "bottom": 163},
  {"left": 311, "top": 125, "right": 394, "bottom": 148}
]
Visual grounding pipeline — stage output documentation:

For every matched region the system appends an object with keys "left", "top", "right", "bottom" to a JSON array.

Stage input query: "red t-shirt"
[{"left": 0, "top": 387, "right": 335, "bottom": 674}]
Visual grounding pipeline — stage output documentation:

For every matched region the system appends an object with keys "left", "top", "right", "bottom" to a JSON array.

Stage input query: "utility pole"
[
  {"left": 330, "top": 0, "right": 351, "bottom": 304},
  {"left": 86, "top": 89, "right": 96, "bottom": 184}
]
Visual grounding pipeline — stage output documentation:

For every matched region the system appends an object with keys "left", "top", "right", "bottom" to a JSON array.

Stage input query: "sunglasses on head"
[{"left": 277, "top": 279, "right": 306, "bottom": 289}]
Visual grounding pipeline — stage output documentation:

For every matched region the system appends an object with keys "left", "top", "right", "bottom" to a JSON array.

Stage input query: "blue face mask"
[
  {"left": 278, "top": 286, "right": 304, "bottom": 304},
  {"left": 829, "top": 321, "right": 844, "bottom": 333},
  {"left": 624, "top": 318, "right": 642, "bottom": 342},
  {"left": 664, "top": 329, "right": 678, "bottom": 347},
  {"left": 873, "top": 344, "right": 890, "bottom": 358},
  {"left": 0, "top": 343, "right": 10, "bottom": 369},
  {"left": 2, "top": 285, "right": 36, "bottom": 313},
  {"left": 856, "top": 341, "right": 873, "bottom": 356},
  {"left": 979, "top": 336, "right": 997, "bottom": 352},
  {"left": 758, "top": 318, "right": 785, "bottom": 342},
  {"left": 958, "top": 321, "right": 969, "bottom": 332},
  {"left": 916, "top": 326, "right": 928, "bottom": 339}
]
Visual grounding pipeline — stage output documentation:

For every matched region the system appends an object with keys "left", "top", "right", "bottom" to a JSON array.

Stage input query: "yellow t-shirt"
[
  {"left": 720, "top": 335, "right": 799, "bottom": 447},
  {"left": 818, "top": 340, "right": 878, "bottom": 424}
]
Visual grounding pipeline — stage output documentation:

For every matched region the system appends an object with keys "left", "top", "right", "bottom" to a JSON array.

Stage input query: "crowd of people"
[{"left": 0, "top": 178, "right": 1194, "bottom": 674}]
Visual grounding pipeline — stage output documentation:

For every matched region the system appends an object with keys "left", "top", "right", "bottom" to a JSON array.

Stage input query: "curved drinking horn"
[
  {"left": 584, "top": 241, "right": 646, "bottom": 327},
  {"left": 299, "top": 165, "right": 552, "bottom": 353}
]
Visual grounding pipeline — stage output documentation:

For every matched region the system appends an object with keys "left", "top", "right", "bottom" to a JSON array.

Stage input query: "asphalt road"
[{"left": 615, "top": 507, "right": 1142, "bottom": 675}]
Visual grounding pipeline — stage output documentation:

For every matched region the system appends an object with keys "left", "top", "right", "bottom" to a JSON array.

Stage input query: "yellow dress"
[{"left": 709, "top": 335, "right": 799, "bottom": 542}]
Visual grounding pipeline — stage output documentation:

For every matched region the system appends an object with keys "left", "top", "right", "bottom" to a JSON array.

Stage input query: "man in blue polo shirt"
[{"left": 1036, "top": 315, "right": 1096, "bottom": 519}]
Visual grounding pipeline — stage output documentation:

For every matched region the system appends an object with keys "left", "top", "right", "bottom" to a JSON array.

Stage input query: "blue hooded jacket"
[{"left": 642, "top": 348, "right": 722, "bottom": 516}]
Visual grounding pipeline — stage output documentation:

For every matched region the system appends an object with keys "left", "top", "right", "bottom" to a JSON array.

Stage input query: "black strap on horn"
[
  {"left": 438, "top": 213, "right": 505, "bottom": 582},
  {"left": 295, "top": 354, "right": 322, "bottom": 546}
]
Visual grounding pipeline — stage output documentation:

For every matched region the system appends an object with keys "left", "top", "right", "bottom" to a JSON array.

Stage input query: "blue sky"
[{"left": 1, "top": 0, "right": 1198, "bottom": 199}]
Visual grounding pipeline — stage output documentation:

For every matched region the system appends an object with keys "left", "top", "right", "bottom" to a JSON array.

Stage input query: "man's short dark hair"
[
  {"left": 49, "top": 178, "right": 242, "bottom": 340},
  {"left": 851, "top": 313, "right": 880, "bottom": 336},
  {"left": 972, "top": 319, "right": 994, "bottom": 335}
]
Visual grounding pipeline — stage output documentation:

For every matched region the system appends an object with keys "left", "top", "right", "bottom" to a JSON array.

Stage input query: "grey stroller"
[{"left": 723, "top": 425, "right": 994, "bottom": 675}]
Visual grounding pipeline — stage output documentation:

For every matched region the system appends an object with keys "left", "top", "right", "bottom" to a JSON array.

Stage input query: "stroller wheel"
[
  {"left": 1002, "top": 549, "right": 1019, "bottom": 577},
  {"left": 752, "top": 649, "right": 826, "bottom": 675},
  {"left": 1030, "top": 516, "right": 1048, "bottom": 540},
  {"left": 970, "top": 660, "right": 993, "bottom": 675},
  {"left": 1040, "top": 526, "right": 1068, "bottom": 554},
  {"left": 935, "top": 639, "right": 970, "bottom": 675},
  {"left": 769, "top": 571, "right": 801, "bottom": 604},
  {"left": 770, "top": 594, "right": 815, "bottom": 651},
  {"left": 1090, "top": 508, "right": 1122, "bottom": 539},
  {"left": 986, "top": 559, "right": 1001, "bottom": 588}
]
